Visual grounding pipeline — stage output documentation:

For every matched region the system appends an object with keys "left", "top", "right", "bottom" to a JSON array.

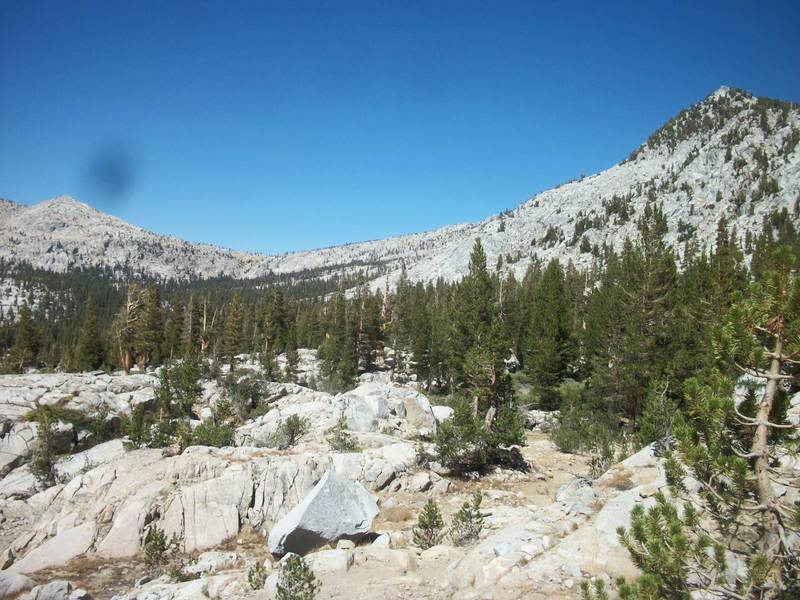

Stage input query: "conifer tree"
[
  {"left": 284, "top": 328, "right": 300, "bottom": 383},
  {"left": 4, "top": 304, "right": 40, "bottom": 373},
  {"left": 72, "top": 297, "right": 103, "bottom": 371},
  {"left": 113, "top": 284, "right": 144, "bottom": 373},
  {"left": 180, "top": 294, "right": 202, "bottom": 355},
  {"left": 134, "top": 283, "right": 163, "bottom": 369},
  {"left": 524, "top": 259, "right": 574, "bottom": 409},
  {"left": 221, "top": 293, "right": 245, "bottom": 364},
  {"left": 612, "top": 247, "right": 800, "bottom": 599}
]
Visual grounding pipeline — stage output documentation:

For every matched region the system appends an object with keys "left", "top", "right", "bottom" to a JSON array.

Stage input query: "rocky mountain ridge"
[{"left": 1, "top": 86, "right": 798, "bottom": 289}]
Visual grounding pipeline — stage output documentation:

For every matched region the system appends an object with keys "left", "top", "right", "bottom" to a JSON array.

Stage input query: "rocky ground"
[{"left": 2, "top": 357, "right": 794, "bottom": 600}]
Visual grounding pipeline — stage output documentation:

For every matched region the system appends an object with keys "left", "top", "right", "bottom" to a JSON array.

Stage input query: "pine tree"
[
  {"left": 524, "top": 259, "right": 574, "bottom": 409},
  {"left": 134, "top": 283, "right": 163, "bottom": 369},
  {"left": 180, "top": 294, "right": 202, "bottom": 355},
  {"left": 113, "top": 284, "right": 144, "bottom": 373},
  {"left": 221, "top": 293, "right": 245, "bottom": 364},
  {"left": 413, "top": 499, "right": 445, "bottom": 550},
  {"left": 614, "top": 247, "right": 800, "bottom": 599},
  {"left": 284, "top": 328, "right": 300, "bottom": 383},
  {"left": 72, "top": 297, "right": 103, "bottom": 371},
  {"left": 276, "top": 554, "right": 319, "bottom": 600},
  {"left": 4, "top": 304, "right": 40, "bottom": 373}
]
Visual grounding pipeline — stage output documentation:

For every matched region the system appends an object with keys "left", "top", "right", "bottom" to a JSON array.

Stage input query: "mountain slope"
[{"left": 1, "top": 87, "right": 798, "bottom": 287}]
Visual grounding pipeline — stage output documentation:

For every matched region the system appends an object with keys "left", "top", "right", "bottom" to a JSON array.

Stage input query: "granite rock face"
[{"left": 267, "top": 470, "right": 379, "bottom": 555}]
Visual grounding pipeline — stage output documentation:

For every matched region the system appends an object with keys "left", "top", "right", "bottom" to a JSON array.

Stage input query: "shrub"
[
  {"left": 277, "top": 554, "right": 319, "bottom": 600},
  {"left": 274, "top": 414, "right": 309, "bottom": 449},
  {"left": 24, "top": 404, "right": 87, "bottom": 486},
  {"left": 248, "top": 562, "right": 268, "bottom": 590},
  {"left": 579, "top": 580, "right": 610, "bottom": 600},
  {"left": 191, "top": 421, "right": 235, "bottom": 447},
  {"left": 550, "top": 383, "right": 619, "bottom": 456},
  {"left": 167, "top": 558, "right": 196, "bottom": 583},
  {"left": 143, "top": 525, "right": 168, "bottom": 570},
  {"left": 326, "top": 416, "right": 359, "bottom": 452},
  {"left": 635, "top": 380, "right": 676, "bottom": 449},
  {"left": 86, "top": 404, "right": 115, "bottom": 446},
  {"left": 449, "top": 491, "right": 484, "bottom": 546},
  {"left": 153, "top": 355, "right": 203, "bottom": 419},
  {"left": 435, "top": 400, "right": 524, "bottom": 472},
  {"left": 221, "top": 371, "right": 267, "bottom": 421},
  {"left": 29, "top": 449, "right": 55, "bottom": 487},
  {"left": 413, "top": 499, "right": 445, "bottom": 550}
]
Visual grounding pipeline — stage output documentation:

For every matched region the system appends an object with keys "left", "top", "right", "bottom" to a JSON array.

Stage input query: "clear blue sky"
[{"left": 1, "top": 1, "right": 798, "bottom": 253}]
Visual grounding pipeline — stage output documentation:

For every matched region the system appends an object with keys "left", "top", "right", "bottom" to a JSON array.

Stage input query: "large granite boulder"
[{"left": 267, "top": 469, "right": 379, "bottom": 555}]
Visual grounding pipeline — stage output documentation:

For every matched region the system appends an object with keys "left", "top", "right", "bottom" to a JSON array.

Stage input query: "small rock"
[
  {"left": 407, "top": 472, "right": 432, "bottom": 493},
  {"left": 372, "top": 534, "right": 391, "bottom": 548},
  {"left": 432, "top": 478, "right": 451, "bottom": 495},
  {"left": 134, "top": 576, "right": 151, "bottom": 587},
  {"left": 639, "top": 485, "right": 658, "bottom": 498},
  {"left": 336, "top": 539, "right": 356, "bottom": 550},
  {"left": 381, "top": 497, "right": 398, "bottom": 509},
  {"left": 0, "top": 573, "right": 34, "bottom": 598},
  {"left": 357, "top": 547, "right": 417, "bottom": 574},
  {"left": 184, "top": 550, "right": 238, "bottom": 575},
  {"left": 373, "top": 467, "right": 396, "bottom": 491},
  {"left": 68, "top": 589, "right": 91, "bottom": 600},
  {"left": 306, "top": 549, "right": 354, "bottom": 573},
  {"left": 419, "top": 544, "right": 463, "bottom": 562},
  {"left": 0, "top": 547, "right": 13, "bottom": 570},
  {"left": 26, "top": 580, "right": 73, "bottom": 600},
  {"left": 431, "top": 406, "right": 454, "bottom": 423}
]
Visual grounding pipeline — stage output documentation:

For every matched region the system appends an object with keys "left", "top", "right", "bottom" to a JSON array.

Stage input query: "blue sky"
[{"left": 1, "top": 1, "right": 799, "bottom": 253}]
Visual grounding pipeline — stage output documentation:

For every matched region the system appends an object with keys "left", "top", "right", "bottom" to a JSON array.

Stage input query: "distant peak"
[
  {"left": 37, "top": 195, "right": 96, "bottom": 213},
  {"left": 711, "top": 85, "right": 733, "bottom": 97},
  {"left": 43, "top": 195, "right": 80, "bottom": 206}
]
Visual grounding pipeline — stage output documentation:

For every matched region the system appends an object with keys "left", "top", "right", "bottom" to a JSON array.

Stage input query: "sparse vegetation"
[
  {"left": 142, "top": 525, "right": 169, "bottom": 571},
  {"left": 248, "top": 562, "right": 268, "bottom": 590},
  {"left": 277, "top": 554, "right": 319, "bottom": 600},
  {"left": 273, "top": 414, "right": 310, "bottom": 449},
  {"left": 449, "top": 491, "right": 484, "bottom": 546},
  {"left": 413, "top": 499, "right": 445, "bottom": 550},
  {"left": 326, "top": 415, "right": 360, "bottom": 452}
]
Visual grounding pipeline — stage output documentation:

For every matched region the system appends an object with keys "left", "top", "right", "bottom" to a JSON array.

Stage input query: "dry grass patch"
[
  {"left": 381, "top": 506, "right": 414, "bottom": 523},
  {"left": 603, "top": 468, "right": 635, "bottom": 491}
]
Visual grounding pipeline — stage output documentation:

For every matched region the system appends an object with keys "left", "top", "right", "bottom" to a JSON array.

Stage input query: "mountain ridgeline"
[{"left": 1, "top": 86, "right": 798, "bottom": 291}]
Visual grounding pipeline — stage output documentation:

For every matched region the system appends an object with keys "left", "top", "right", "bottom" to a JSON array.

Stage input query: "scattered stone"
[
  {"left": 25, "top": 580, "right": 73, "bottom": 600},
  {"left": 0, "top": 573, "right": 34, "bottom": 599},
  {"left": 419, "top": 544, "right": 463, "bottom": 562},
  {"left": 372, "top": 533, "right": 391, "bottom": 548},
  {"left": 306, "top": 548, "right": 354, "bottom": 573},
  {"left": 431, "top": 406, "right": 454, "bottom": 423},
  {"left": 0, "top": 547, "right": 14, "bottom": 570},
  {"left": 184, "top": 550, "right": 238, "bottom": 575},
  {"left": 407, "top": 472, "right": 432, "bottom": 493},
  {"left": 356, "top": 547, "right": 417, "bottom": 574},
  {"left": 432, "top": 478, "right": 451, "bottom": 495}
]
